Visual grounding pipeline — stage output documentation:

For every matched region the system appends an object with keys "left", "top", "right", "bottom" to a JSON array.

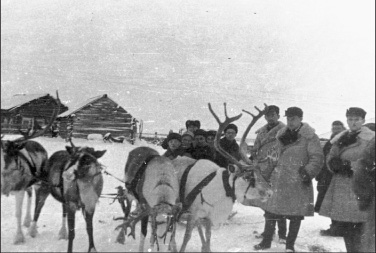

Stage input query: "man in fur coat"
[
  {"left": 248, "top": 105, "right": 287, "bottom": 244},
  {"left": 255, "top": 107, "right": 324, "bottom": 252},
  {"left": 319, "top": 107, "right": 375, "bottom": 252},
  {"left": 315, "top": 120, "right": 346, "bottom": 236}
]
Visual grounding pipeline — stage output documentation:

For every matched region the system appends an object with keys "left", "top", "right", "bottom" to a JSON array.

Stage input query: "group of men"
[
  {"left": 249, "top": 105, "right": 374, "bottom": 253},
  {"left": 160, "top": 105, "right": 374, "bottom": 253}
]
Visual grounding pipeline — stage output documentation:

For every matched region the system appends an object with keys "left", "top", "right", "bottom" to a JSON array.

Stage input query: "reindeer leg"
[
  {"left": 149, "top": 213, "right": 159, "bottom": 251},
  {"left": 67, "top": 203, "right": 76, "bottom": 253},
  {"left": 203, "top": 218, "right": 212, "bottom": 252},
  {"left": 197, "top": 223, "right": 206, "bottom": 251},
  {"left": 116, "top": 197, "right": 131, "bottom": 244},
  {"left": 29, "top": 183, "right": 50, "bottom": 238},
  {"left": 23, "top": 187, "right": 32, "bottom": 227},
  {"left": 58, "top": 203, "right": 68, "bottom": 240},
  {"left": 13, "top": 190, "right": 25, "bottom": 244},
  {"left": 179, "top": 215, "right": 195, "bottom": 253},
  {"left": 84, "top": 209, "right": 96, "bottom": 253},
  {"left": 139, "top": 215, "right": 149, "bottom": 252}
]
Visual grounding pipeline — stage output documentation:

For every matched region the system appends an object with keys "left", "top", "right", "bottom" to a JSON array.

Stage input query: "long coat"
[
  {"left": 319, "top": 127, "right": 374, "bottom": 222},
  {"left": 251, "top": 121, "right": 286, "bottom": 180},
  {"left": 264, "top": 123, "right": 324, "bottom": 217},
  {"left": 353, "top": 138, "right": 375, "bottom": 252},
  {"left": 243, "top": 121, "right": 285, "bottom": 208}
]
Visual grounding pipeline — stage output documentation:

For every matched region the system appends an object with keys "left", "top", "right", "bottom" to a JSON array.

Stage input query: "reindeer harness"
[
  {"left": 178, "top": 162, "right": 237, "bottom": 219},
  {"left": 127, "top": 154, "right": 159, "bottom": 203}
]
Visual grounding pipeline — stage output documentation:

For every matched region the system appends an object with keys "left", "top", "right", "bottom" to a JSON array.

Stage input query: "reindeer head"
[
  {"left": 62, "top": 141, "right": 106, "bottom": 182},
  {"left": 208, "top": 102, "right": 273, "bottom": 203},
  {"left": 1, "top": 92, "right": 60, "bottom": 196}
]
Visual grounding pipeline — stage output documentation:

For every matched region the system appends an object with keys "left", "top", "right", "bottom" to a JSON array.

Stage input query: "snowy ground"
[{"left": 1, "top": 136, "right": 346, "bottom": 252}]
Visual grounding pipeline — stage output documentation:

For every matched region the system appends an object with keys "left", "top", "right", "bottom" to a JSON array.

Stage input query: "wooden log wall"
[{"left": 59, "top": 96, "right": 134, "bottom": 139}]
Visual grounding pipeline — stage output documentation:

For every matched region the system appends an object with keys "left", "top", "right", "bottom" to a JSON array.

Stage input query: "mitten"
[
  {"left": 299, "top": 166, "right": 311, "bottom": 186},
  {"left": 329, "top": 158, "right": 353, "bottom": 177},
  {"left": 328, "top": 157, "right": 343, "bottom": 173}
]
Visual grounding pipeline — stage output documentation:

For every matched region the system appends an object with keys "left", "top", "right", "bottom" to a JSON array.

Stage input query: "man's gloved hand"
[
  {"left": 299, "top": 166, "right": 311, "bottom": 186},
  {"left": 329, "top": 157, "right": 353, "bottom": 177}
]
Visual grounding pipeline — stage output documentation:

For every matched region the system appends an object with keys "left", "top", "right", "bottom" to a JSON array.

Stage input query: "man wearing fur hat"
[
  {"left": 191, "top": 129, "right": 215, "bottom": 161},
  {"left": 250, "top": 105, "right": 287, "bottom": 245},
  {"left": 319, "top": 107, "right": 375, "bottom": 252},
  {"left": 214, "top": 123, "right": 241, "bottom": 168},
  {"left": 163, "top": 132, "right": 190, "bottom": 160},
  {"left": 255, "top": 107, "right": 324, "bottom": 252}
]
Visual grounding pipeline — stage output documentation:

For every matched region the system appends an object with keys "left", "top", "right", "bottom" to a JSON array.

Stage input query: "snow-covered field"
[{"left": 1, "top": 136, "right": 346, "bottom": 252}]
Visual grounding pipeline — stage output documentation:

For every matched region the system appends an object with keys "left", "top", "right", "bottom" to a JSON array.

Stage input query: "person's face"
[
  {"left": 331, "top": 124, "right": 345, "bottom": 135},
  {"left": 195, "top": 135, "right": 207, "bottom": 147},
  {"left": 346, "top": 116, "right": 365, "bottom": 132},
  {"left": 187, "top": 125, "right": 196, "bottom": 133},
  {"left": 225, "top": 129, "right": 237, "bottom": 141},
  {"left": 168, "top": 139, "right": 181, "bottom": 151},
  {"left": 181, "top": 136, "right": 193, "bottom": 148},
  {"left": 265, "top": 111, "right": 280, "bottom": 125},
  {"left": 206, "top": 135, "right": 215, "bottom": 146},
  {"left": 286, "top": 116, "right": 302, "bottom": 130}
]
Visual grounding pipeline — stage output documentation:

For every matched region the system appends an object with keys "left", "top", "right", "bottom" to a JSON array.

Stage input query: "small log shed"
[{"left": 57, "top": 94, "right": 136, "bottom": 140}]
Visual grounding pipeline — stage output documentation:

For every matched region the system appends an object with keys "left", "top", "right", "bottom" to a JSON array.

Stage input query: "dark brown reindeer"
[
  {"left": 0, "top": 93, "right": 60, "bottom": 244},
  {"left": 32, "top": 139, "right": 106, "bottom": 253},
  {"left": 115, "top": 146, "right": 181, "bottom": 252},
  {"left": 174, "top": 103, "right": 273, "bottom": 252}
]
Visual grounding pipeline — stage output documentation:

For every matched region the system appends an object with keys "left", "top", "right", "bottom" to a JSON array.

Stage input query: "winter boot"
[
  {"left": 278, "top": 217, "right": 287, "bottom": 243},
  {"left": 286, "top": 219, "right": 301, "bottom": 252},
  {"left": 254, "top": 219, "right": 276, "bottom": 250}
]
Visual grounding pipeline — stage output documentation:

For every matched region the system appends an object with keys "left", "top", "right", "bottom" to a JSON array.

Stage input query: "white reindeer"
[
  {"left": 115, "top": 146, "right": 181, "bottom": 252},
  {"left": 174, "top": 103, "right": 273, "bottom": 252},
  {"left": 0, "top": 93, "right": 60, "bottom": 244}
]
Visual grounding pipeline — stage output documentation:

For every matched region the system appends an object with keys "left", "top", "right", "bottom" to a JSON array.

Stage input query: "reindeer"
[
  {"left": 31, "top": 139, "right": 106, "bottom": 253},
  {"left": 115, "top": 146, "right": 181, "bottom": 252},
  {"left": 175, "top": 103, "right": 273, "bottom": 252},
  {"left": 0, "top": 93, "right": 60, "bottom": 244}
]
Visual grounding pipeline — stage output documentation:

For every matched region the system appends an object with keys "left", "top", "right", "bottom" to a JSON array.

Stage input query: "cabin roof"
[
  {"left": 57, "top": 94, "right": 126, "bottom": 118},
  {"left": 1, "top": 93, "right": 50, "bottom": 111}
]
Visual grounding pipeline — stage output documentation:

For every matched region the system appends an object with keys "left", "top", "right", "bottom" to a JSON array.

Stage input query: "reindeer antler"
[
  {"left": 239, "top": 103, "right": 268, "bottom": 165},
  {"left": 14, "top": 91, "right": 61, "bottom": 144},
  {"left": 208, "top": 103, "right": 246, "bottom": 168}
]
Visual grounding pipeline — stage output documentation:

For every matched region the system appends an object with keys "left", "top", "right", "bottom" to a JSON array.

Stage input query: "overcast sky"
[{"left": 1, "top": 0, "right": 375, "bottom": 138}]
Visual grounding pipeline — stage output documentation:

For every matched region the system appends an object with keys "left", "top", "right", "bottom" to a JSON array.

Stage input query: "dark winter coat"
[
  {"left": 264, "top": 123, "right": 324, "bottom": 216},
  {"left": 314, "top": 134, "right": 336, "bottom": 212},
  {"left": 319, "top": 127, "right": 374, "bottom": 222},
  {"left": 191, "top": 144, "right": 215, "bottom": 161},
  {"left": 213, "top": 137, "right": 241, "bottom": 168},
  {"left": 353, "top": 137, "right": 375, "bottom": 252}
]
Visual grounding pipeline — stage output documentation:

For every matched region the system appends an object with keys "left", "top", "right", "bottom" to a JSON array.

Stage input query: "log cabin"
[
  {"left": 1, "top": 93, "right": 68, "bottom": 135},
  {"left": 57, "top": 94, "right": 136, "bottom": 140}
]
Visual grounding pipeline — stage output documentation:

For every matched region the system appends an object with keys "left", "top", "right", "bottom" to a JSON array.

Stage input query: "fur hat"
[
  {"left": 346, "top": 107, "right": 367, "bottom": 119},
  {"left": 224, "top": 124, "right": 238, "bottom": 134},
  {"left": 332, "top": 120, "right": 344, "bottom": 127},
  {"left": 166, "top": 132, "right": 182, "bottom": 143},
  {"left": 206, "top": 130, "right": 217, "bottom": 137},
  {"left": 285, "top": 107, "right": 303, "bottom": 118},
  {"left": 194, "top": 129, "right": 207, "bottom": 137},
  {"left": 185, "top": 120, "right": 201, "bottom": 129},
  {"left": 265, "top": 105, "right": 280, "bottom": 115},
  {"left": 182, "top": 131, "right": 194, "bottom": 139}
]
